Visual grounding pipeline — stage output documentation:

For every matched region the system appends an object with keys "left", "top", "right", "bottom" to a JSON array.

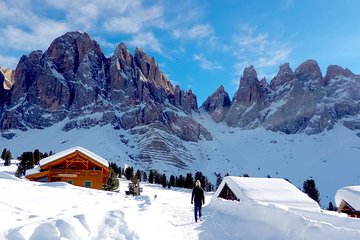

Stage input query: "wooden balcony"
[{"left": 50, "top": 169, "right": 103, "bottom": 178}]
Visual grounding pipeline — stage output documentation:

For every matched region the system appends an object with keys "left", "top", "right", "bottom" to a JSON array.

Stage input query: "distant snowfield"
[
  {"left": 1, "top": 167, "right": 360, "bottom": 240},
  {"left": 1, "top": 111, "right": 360, "bottom": 207}
]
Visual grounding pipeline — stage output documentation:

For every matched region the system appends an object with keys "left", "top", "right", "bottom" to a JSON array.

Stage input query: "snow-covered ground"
[
  {"left": 1, "top": 110, "right": 360, "bottom": 207},
  {"left": 1, "top": 166, "right": 360, "bottom": 240}
]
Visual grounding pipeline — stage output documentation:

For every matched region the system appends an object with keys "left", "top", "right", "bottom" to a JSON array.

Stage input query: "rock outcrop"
[
  {"left": 224, "top": 66, "right": 267, "bottom": 128},
  {"left": 0, "top": 31, "right": 211, "bottom": 170},
  {"left": 204, "top": 59, "right": 360, "bottom": 134},
  {"left": 201, "top": 85, "right": 230, "bottom": 122}
]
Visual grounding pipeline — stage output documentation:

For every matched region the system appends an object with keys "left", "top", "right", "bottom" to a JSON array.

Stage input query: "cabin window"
[
  {"left": 84, "top": 181, "right": 92, "bottom": 188},
  {"left": 67, "top": 179, "right": 73, "bottom": 184},
  {"left": 70, "top": 166, "right": 76, "bottom": 169},
  {"left": 218, "top": 183, "right": 239, "bottom": 201}
]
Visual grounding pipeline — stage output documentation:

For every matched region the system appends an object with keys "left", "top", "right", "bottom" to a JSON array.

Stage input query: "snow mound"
[
  {"left": 0, "top": 172, "right": 21, "bottom": 181},
  {"left": 212, "top": 176, "right": 320, "bottom": 211},
  {"left": 335, "top": 186, "right": 360, "bottom": 210}
]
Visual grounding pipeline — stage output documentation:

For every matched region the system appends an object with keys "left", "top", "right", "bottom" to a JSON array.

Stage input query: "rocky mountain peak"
[
  {"left": 242, "top": 65, "right": 257, "bottom": 81},
  {"left": 270, "top": 63, "right": 295, "bottom": 90},
  {"left": 324, "top": 65, "right": 354, "bottom": 85},
  {"left": 46, "top": 31, "right": 103, "bottom": 74},
  {"left": 234, "top": 65, "right": 265, "bottom": 105},
  {"left": 294, "top": 59, "right": 323, "bottom": 84},
  {"left": 201, "top": 85, "right": 231, "bottom": 122}
]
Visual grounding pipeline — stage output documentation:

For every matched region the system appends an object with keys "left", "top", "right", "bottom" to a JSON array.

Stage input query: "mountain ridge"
[{"left": 1, "top": 31, "right": 360, "bottom": 175}]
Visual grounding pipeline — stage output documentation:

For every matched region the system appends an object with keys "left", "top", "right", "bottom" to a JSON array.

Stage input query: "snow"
[
  {"left": 2, "top": 111, "right": 360, "bottom": 209},
  {"left": 1, "top": 167, "right": 360, "bottom": 240},
  {"left": 39, "top": 146, "right": 109, "bottom": 168},
  {"left": 213, "top": 176, "right": 320, "bottom": 211},
  {"left": 25, "top": 166, "right": 40, "bottom": 176},
  {"left": 335, "top": 186, "right": 360, "bottom": 210}
]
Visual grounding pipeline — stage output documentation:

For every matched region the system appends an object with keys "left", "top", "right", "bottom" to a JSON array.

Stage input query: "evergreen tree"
[
  {"left": 176, "top": 175, "right": 184, "bottom": 188},
  {"left": 203, "top": 176, "right": 213, "bottom": 192},
  {"left": 302, "top": 179, "right": 321, "bottom": 204},
  {"left": 214, "top": 172, "right": 222, "bottom": 189},
  {"left": 103, "top": 168, "right": 119, "bottom": 191},
  {"left": 142, "top": 172, "right": 148, "bottom": 182},
  {"left": 149, "top": 170, "right": 154, "bottom": 184},
  {"left": 4, "top": 150, "right": 12, "bottom": 166},
  {"left": 109, "top": 162, "right": 121, "bottom": 177},
  {"left": 34, "top": 149, "right": 41, "bottom": 165},
  {"left": 169, "top": 175, "right": 175, "bottom": 187},
  {"left": 125, "top": 167, "right": 134, "bottom": 180},
  {"left": 327, "top": 201, "right": 336, "bottom": 211},
  {"left": 154, "top": 171, "right": 161, "bottom": 184},
  {"left": 1, "top": 148, "right": 7, "bottom": 160},
  {"left": 161, "top": 173, "right": 167, "bottom": 188},
  {"left": 16, "top": 152, "right": 35, "bottom": 177},
  {"left": 136, "top": 169, "right": 142, "bottom": 182},
  {"left": 185, "top": 173, "right": 193, "bottom": 189}
]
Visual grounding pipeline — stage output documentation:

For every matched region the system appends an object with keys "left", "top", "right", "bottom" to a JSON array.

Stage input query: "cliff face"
[
  {"left": 0, "top": 31, "right": 210, "bottom": 170},
  {"left": 204, "top": 60, "right": 360, "bottom": 134}
]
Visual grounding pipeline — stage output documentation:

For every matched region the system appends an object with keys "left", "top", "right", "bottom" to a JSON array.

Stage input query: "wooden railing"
[{"left": 50, "top": 169, "right": 103, "bottom": 177}]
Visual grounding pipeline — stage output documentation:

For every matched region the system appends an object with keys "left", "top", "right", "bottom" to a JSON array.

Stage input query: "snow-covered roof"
[
  {"left": 40, "top": 146, "right": 109, "bottom": 168},
  {"left": 25, "top": 166, "right": 41, "bottom": 176},
  {"left": 212, "top": 176, "right": 320, "bottom": 211},
  {"left": 335, "top": 186, "right": 360, "bottom": 211}
]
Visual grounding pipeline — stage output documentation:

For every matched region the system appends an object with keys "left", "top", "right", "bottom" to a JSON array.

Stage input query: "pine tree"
[
  {"left": 142, "top": 172, "right": 148, "bottom": 182},
  {"left": 16, "top": 152, "right": 35, "bottom": 177},
  {"left": 327, "top": 201, "right": 336, "bottom": 211},
  {"left": 136, "top": 169, "right": 142, "bottom": 182},
  {"left": 185, "top": 173, "right": 193, "bottom": 189},
  {"left": 161, "top": 173, "right": 167, "bottom": 188},
  {"left": 169, "top": 175, "right": 175, "bottom": 187},
  {"left": 176, "top": 175, "right": 184, "bottom": 188},
  {"left": 104, "top": 168, "right": 119, "bottom": 191},
  {"left": 1, "top": 148, "right": 7, "bottom": 160},
  {"left": 302, "top": 179, "right": 321, "bottom": 204},
  {"left": 34, "top": 149, "right": 41, "bottom": 165},
  {"left": 124, "top": 167, "right": 133, "bottom": 180},
  {"left": 154, "top": 171, "right": 160, "bottom": 184},
  {"left": 214, "top": 172, "right": 222, "bottom": 189},
  {"left": 149, "top": 170, "right": 154, "bottom": 184},
  {"left": 4, "top": 150, "right": 12, "bottom": 166}
]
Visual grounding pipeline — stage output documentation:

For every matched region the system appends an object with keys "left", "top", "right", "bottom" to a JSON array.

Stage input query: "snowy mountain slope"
[
  {"left": 191, "top": 110, "right": 360, "bottom": 207},
  {"left": 1, "top": 169, "right": 360, "bottom": 240},
  {"left": 1, "top": 110, "right": 360, "bottom": 207}
]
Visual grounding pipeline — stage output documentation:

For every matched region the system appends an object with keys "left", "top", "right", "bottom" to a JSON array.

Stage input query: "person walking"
[{"left": 191, "top": 180, "right": 205, "bottom": 222}]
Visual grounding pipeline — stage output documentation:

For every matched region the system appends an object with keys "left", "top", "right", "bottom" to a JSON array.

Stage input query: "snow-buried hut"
[
  {"left": 26, "top": 146, "right": 110, "bottom": 190},
  {"left": 211, "top": 176, "right": 320, "bottom": 212},
  {"left": 335, "top": 186, "right": 360, "bottom": 218}
]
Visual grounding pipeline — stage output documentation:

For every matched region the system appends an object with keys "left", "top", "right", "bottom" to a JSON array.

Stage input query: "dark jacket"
[{"left": 192, "top": 186, "right": 205, "bottom": 204}]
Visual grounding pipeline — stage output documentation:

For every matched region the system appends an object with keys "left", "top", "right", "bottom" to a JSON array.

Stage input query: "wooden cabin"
[
  {"left": 337, "top": 200, "right": 360, "bottom": 218},
  {"left": 26, "top": 146, "right": 110, "bottom": 189},
  {"left": 335, "top": 186, "right": 360, "bottom": 218}
]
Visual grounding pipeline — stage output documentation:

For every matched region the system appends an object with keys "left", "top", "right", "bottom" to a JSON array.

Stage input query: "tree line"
[
  {"left": 109, "top": 162, "right": 214, "bottom": 191},
  {"left": 1, "top": 148, "right": 12, "bottom": 166},
  {"left": 2, "top": 149, "right": 334, "bottom": 210}
]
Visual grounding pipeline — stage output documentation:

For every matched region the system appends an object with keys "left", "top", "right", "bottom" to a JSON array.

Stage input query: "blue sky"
[{"left": 1, "top": 0, "right": 360, "bottom": 104}]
